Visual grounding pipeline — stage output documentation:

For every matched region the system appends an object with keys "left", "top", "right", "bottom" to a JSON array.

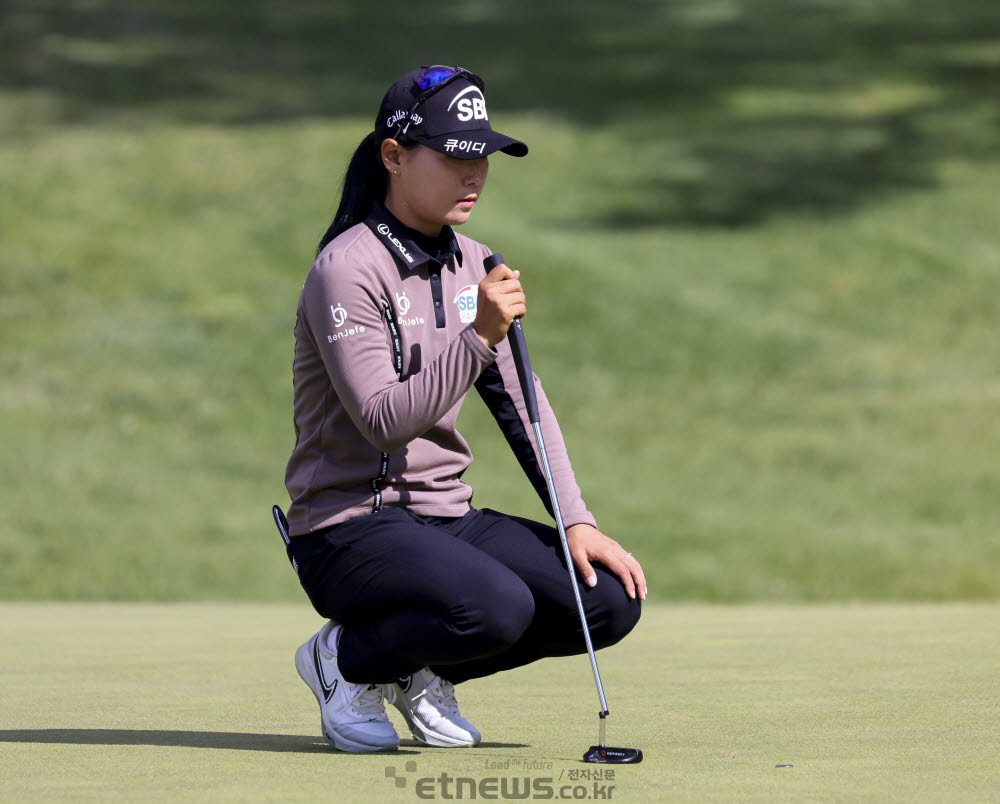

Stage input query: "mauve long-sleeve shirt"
[{"left": 284, "top": 204, "right": 595, "bottom": 537}]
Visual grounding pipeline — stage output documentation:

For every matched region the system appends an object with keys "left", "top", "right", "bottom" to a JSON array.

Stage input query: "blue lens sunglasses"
[{"left": 392, "top": 65, "right": 485, "bottom": 141}]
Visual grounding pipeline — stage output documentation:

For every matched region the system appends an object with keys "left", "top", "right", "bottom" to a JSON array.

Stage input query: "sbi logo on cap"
[{"left": 448, "top": 87, "right": 488, "bottom": 123}]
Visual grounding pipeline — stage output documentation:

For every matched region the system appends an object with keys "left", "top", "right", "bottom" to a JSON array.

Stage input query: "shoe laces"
[
  {"left": 426, "top": 676, "right": 460, "bottom": 717},
  {"left": 350, "top": 683, "right": 388, "bottom": 719}
]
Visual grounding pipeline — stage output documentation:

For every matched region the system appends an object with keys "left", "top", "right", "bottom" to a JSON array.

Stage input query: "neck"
[{"left": 383, "top": 192, "right": 442, "bottom": 238}]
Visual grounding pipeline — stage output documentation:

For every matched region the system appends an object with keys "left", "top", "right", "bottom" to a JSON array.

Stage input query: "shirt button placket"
[{"left": 430, "top": 269, "right": 445, "bottom": 328}]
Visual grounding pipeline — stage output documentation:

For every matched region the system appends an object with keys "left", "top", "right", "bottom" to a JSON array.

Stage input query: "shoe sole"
[
  {"left": 390, "top": 697, "right": 481, "bottom": 748},
  {"left": 294, "top": 638, "right": 399, "bottom": 754}
]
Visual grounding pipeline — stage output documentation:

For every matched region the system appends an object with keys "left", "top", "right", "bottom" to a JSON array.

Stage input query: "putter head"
[{"left": 583, "top": 745, "right": 643, "bottom": 764}]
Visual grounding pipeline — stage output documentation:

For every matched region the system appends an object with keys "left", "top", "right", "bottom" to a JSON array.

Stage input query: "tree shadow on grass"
[{"left": 2, "top": 0, "right": 999, "bottom": 227}]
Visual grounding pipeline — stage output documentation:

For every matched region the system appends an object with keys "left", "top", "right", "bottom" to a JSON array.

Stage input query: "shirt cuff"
[{"left": 461, "top": 322, "right": 497, "bottom": 363}]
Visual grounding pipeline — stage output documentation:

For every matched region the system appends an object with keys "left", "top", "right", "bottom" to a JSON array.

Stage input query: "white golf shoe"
[
  {"left": 388, "top": 668, "right": 482, "bottom": 747},
  {"left": 294, "top": 623, "right": 399, "bottom": 753}
]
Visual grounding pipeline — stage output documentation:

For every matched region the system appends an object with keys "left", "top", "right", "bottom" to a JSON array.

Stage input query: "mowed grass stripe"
[{"left": 1, "top": 603, "right": 997, "bottom": 803}]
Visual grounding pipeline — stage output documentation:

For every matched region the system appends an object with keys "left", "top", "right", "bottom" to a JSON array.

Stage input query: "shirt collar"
[{"left": 364, "top": 203, "right": 464, "bottom": 272}]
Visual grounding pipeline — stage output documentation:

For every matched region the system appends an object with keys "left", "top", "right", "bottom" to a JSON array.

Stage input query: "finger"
[
  {"left": 571, "top": 546, "right": 597, "bottom": 588},
  {"left": 487, "top": 291, "right": 526, "bottom": 321},
  {"left": 494, "top": 278, "right": 523, "bottom": 296},
  {"left": 612, "top": 557, "right": 637, "bottom": 600},
  {"left": 485, "top": 264, "right": 515, "bottom": 283},
  {"left": 483, "top": 280, "right": 522, "bottom": 302},
  {"left": 597, "top": 543, "right": 638, "bottom": 601},
  {"left": 629, "top": 556, "right": 647, "bottom": 601},
  {"left": 504, "top": 292, "right": 527, "bottom": 311}
]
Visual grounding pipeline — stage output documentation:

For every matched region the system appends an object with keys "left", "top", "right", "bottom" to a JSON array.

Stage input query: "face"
[{"left": 384, "top": 144, "right": 489, "bottom": 236}]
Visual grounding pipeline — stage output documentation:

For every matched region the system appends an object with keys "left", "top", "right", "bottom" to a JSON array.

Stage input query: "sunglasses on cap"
[{"left": 392, "top": 65, "right": 486, "bottom": 141}]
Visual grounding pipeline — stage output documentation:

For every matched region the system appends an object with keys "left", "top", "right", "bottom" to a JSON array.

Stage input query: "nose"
[{"left": 464, "top": 157, "right": 488, "bottom": 185}]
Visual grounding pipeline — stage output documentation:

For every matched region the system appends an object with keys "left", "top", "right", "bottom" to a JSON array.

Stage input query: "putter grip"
[{"left": 483, "top": 253, "right": 541, "bottom": 424}]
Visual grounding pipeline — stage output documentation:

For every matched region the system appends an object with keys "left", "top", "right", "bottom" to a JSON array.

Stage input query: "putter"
[
  {"left": 272, "top": 504, "right": 299, "bottom": 577},
  {"left": 484, "top": 253, "right": 643, "bottom": 764}
]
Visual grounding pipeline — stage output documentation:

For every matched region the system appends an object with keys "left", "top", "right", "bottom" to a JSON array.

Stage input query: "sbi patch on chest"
[{"left": 454, "top": 285, "right": 477, "bottom": 324}]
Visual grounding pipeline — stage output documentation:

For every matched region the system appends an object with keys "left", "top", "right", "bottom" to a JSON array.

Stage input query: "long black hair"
[
  {"left": 317, "top": 132, "right": 383, "bottom": 254},
  {"left": 316, "top": 133, "right": 417, "bottom": 254}
]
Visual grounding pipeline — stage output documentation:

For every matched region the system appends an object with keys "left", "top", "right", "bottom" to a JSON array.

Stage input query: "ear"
[{"left": 380, "top": 139, "right": 405, "bottom": 174}]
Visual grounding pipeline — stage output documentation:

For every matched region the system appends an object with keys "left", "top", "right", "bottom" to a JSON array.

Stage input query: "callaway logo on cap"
[{"left": 375, "top": 65, "right": 528, "bottom": 160}]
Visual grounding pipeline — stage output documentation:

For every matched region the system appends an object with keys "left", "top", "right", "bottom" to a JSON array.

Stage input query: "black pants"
[{"left": 290, "top": 506, "right": 641, "bottom": 684}]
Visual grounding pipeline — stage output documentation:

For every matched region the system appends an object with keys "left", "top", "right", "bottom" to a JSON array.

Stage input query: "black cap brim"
[{"left": 419, "top": 129, "right": 528, "bottom": 159}]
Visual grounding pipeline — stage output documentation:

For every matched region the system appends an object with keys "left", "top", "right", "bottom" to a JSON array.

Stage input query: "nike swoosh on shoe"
[{"left": 313, "top": 637, "right": 338, "bottom": 703}]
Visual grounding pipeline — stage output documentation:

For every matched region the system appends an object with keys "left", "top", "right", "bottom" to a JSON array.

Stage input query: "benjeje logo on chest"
[{"left": 394, "top": 291, "right": 425, "bottom": 326}]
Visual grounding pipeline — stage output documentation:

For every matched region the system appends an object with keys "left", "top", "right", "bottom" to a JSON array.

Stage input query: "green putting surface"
[{"left": 2, "top": 603, "right": 997, "bottom": 802}]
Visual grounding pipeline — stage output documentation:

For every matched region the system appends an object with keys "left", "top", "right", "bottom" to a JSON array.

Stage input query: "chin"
[{"left": 447, "top": 209, "right": 474, "bottom": 227}]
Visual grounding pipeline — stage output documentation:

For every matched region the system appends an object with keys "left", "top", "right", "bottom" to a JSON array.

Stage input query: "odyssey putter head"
[
  {"left": 583, "top": 745, "right": 644, "bottom": 764},
  {"left": 583, "top": 712, "right": 643, "bottom": 764}
]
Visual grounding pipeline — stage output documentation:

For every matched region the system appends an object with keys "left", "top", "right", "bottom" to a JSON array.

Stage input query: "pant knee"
[
  {"left": 590, "top": 587, "right": 642, "bottom": 650},
  {"left": 451, "top": 578, "right": 535, "bottom": 655}
]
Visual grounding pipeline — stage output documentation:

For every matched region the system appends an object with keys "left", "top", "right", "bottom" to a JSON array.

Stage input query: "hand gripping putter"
[{"left": 484, "top": 253, "right": 643, "bottom": 765}]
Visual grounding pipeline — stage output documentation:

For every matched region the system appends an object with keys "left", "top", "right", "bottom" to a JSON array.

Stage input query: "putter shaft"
[
  {"left": 531, "top": 420, "right": 610, "bottom": 719},
  {"left": 484, "top": 251, "right": 613, "bottom": 743}
]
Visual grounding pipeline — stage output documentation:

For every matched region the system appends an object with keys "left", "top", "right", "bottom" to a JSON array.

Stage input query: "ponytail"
[{"left": 317, "top": 132, "right": 386, "bottom": 254}]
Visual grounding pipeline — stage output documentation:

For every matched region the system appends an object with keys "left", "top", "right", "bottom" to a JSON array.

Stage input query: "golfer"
[{"left": 283, "top": 65, "right": 645, "bottom": 753}]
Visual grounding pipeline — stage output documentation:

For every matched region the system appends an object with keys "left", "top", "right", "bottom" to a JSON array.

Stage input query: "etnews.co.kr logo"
[{"left": 384, "top": 760, "right": 618, "bottom": 800}]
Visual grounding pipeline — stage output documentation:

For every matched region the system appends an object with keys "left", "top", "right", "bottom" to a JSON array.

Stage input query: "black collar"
[{"left": 364, "top": 204, "right": 464, "bottom": 272}]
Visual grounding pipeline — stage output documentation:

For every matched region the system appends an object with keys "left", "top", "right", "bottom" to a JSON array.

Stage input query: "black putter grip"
[{"left": 483, "top": 253, "right": 540, "bottom": 424}]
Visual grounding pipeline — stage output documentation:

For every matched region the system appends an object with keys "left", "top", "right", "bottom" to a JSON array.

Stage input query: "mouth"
[{"left": 457, "top": 195, "right": 478, "bottom": 210}]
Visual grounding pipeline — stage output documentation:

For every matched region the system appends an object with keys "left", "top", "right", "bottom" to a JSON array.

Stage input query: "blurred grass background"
[{"left": 2, "top": 0, "right": 999, "bottom": 601}]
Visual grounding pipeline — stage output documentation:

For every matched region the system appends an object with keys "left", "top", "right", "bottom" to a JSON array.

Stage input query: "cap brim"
[{"left": 419, "top": 129, "right": 528, "bottom": 159}]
